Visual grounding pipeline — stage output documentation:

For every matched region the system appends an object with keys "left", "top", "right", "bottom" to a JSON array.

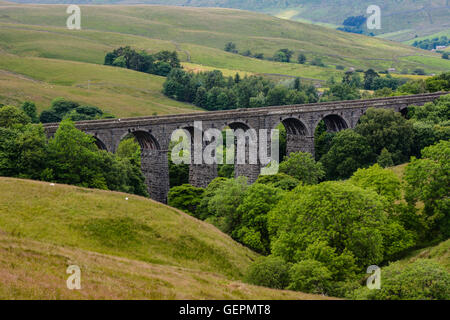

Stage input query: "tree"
[
  {"left": 116, "top": 138, "right": 148, "bottom": 197},
  {"left": 268, "top": 181, "right": 389, "bottom": 271},
  {"left": 314, "top": 120, "right": 336, "bottom": 161},
  {"left": 404, "top": 141, "right": 450, "bottom": 239},
  {"left": 279, "top": 152, "right": 325, "bottom": 184},
  {"left": 256, "top": 173, "right": 300, "bottom": 191},
  {"left": 224, "top": 42, "right": 237, "bottom": 53},
  {"left": 398, "top": 79, "right": 428, "bottom": 94},
  {"left": 355, "top": 108, "right": 414, "bottom": 164},
  {"left": 233, "top": 183, "right": 285, "bottom": 254},
  {"left": 377, "top": 148, "right": 394, "bottom": 168},
  {"left": 65, "top": 105, "right": 104, "bottom": 121},
  {"left": 297, "top": 53, "right": 306, "bottom": 64},
  {"left": 320, "top": 130, "right": 375, "bottom": 180},
  {"left": 20, "top": 101, "right": 38, "bottom": 123},
  {"left": 288, "top": 260, "right": 332, "bottom": 294},
  {"left": 442, "top": 52, "right": 449, "bottom": 60},
  {"left": 245, "top": 256, "right": 290, "bottom": 289},
  {"left": 196, "top": 177, "right": 229, "bottom": 220},
  {"left": 349, "top": 164, "right": 401, "bottom": 202},
  {"left": 0, "top": 105, "right": 30, "bottom": 128},
  {"left": 273, "top": 49, "right": 293, "bottom": 63},
  {"left": 45, "top": 120, "right": 108, "bottom": 189},
  {"left": 168, "top": 184, "right": 205, "bottom": 217},
  {"left": 39, "top": 109, "right": 61, "bottom": 124},
  {"left": 266, "top": 85, "right": 289, "bottom": 106},
  {"left": 293, "top": 77, "right": 301, "bottom": 91},
  {"left": 363, "top": 69, "right": 380, "bottom": 90},
  {"left": 408, "top": 94, "right": 450, "bottom": 124},
  {"left": 207, "top": 176, "right": 248, "bottom": 234},
  {"left": 426, "top": 72, "right": 450, "bottom": 92},
  {"left": 351, "top": 259, "right": 450, "bottom": 300},
  {"left": 310, "top": 57, "right": 325, "bottom": 67},
  {"left": 321, "top": 83, "right": 361, "bottom": 101},
  {"left": 14, "top": 124, "right": 49, "bottom": 180}
]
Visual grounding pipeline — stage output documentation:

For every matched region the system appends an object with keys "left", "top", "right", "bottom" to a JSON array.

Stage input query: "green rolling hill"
[
  {"left": 0, "top": 2, "right": 448, "bottom": 118},
  {"left": 11, "top": 0, "right": 449, "bottom": 41},
  {"left": 0, "top": 177, "right": 333, "bottom": 299}
]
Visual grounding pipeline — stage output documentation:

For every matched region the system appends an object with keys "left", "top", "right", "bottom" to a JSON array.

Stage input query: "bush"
[
  {"left": 255, "top": 173, "right": 300, "bottom": 191},
  {"left": 288, "top": 260, "right": 332, "bottom": 294},
  {"left": 279, "top": 152, "right": 324, "bottom": 184},
  {"left": 168, "top": 184, "right": 205, "bottom": 217},
  {"left": 355, "top": 107, "right": 414, "bottom": 164},
  {"left": 351, "top": 259, "right": 450, "bottom": 300},
  {"left": 245, "top": 256, "right": 290, "bottom": 289},
  {"left": 377, "top": 148, "right": 394, "bottom": 168},
  {"left": 404, "top": 140, "right": 450, "bottom": 240},
  {"left": 0, "top": 105, "right": 31, "bottom": 128},
  {"left": 349, "top": 164, "right": 401, "bottom": 202},
  {"left": 233, "top": 183, "right": 285, "bottom": 254}
]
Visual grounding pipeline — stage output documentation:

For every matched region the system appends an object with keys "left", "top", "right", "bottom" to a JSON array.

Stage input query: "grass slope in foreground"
[{"left": 0, "top": 177, "right": 331, "bottom": 299}]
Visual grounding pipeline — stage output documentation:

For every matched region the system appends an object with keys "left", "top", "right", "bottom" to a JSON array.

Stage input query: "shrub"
[
  {"left": 0, "top": 105, "right": 30, "bottom": 128},
  {"left": 255, "top": 173, "right": 300, "bottom": 191},
  {"left": 288, "top": 260, "right": 332, "bottom": 294},
  {"left": 279, "top": 152, "right": 324, "bottom": 184},
  {"left": 245, "top": 256, "right": 290, "bottom": 289},
  {"left": 320, "top": 130, "right": 375, "bottom": 180},
  {"left": 377, "top": 148, "right": 394, "bottom": 168},
  {"left": 349, "top": 164, "right": 401, "bottom": 202},
  {"left": 168, "top": 184, "right": 205, "bottom": 217},
  {"left": 233, "top": 183, "right": 285, "bottom": 254},
  {"left": 351, "top": 259, "right": 450, "bottom": 300}
]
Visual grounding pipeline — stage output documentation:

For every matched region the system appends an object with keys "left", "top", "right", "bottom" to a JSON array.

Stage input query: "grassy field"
[
  {"left": 0, "top": 2, "right": 447, "bottom": 73},
  {"left": 0, "top": 52, "right": 201, "bottom": 117},
  {"left": 398, "top": 239, "right": 450, "bottom": 271},
  {"left": 0, "top": 232, "right": 332, "bottom": 299},
  {"left": 0, "top": 177, "right": 333, "bottom": 299},
  {"left": 403, "top": 29, "right": 450, "bottom": 45},
  {"left": 25, "top": 0, "right": 448, "bottom": 42}
]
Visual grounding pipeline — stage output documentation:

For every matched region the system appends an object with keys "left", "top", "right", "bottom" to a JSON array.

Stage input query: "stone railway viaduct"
[{"left": 43, "top": 92, "right": 448, "bottom": 203}]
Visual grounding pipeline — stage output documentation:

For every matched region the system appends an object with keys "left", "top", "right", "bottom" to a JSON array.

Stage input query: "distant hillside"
[
  {"left": 8, "top": 0, "right": 450, "bottom": 41},
  {"left": 0, "top": 2, "right": 448, "bottom": 117},
  {"left": 0, "top": 3, "right": 446, "bottom": 74},
  {"left": 0, "top": 177, "right": 334, "bottom": 299}
]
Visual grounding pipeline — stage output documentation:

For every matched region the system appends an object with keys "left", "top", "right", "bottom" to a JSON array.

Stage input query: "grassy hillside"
[
  {"left": 0, "top": 177, "right": 257, "bottom": 278},
  {"left": 0, "top": 51, "right": 201, "bottom": 117},
  {"left": 0, "top": 233, "right": 331, "bottom": 299},
  {"left": 398, "top": 239, "right": 450, "bottom": 271},
  {"left": 403, "top": 29, "right": 450, "bottom": 45},
  {"left": 16, "top": 0, "right": 449, "bottom": 41},
  {"left": 0, "top": 2, "right": 448, "bottom": 118},
  {"left": 0, "top": 177, "right": 333, "bottom": 299},
  {"left": 0, "top": 2, "right": 447, "bottom": 74}
]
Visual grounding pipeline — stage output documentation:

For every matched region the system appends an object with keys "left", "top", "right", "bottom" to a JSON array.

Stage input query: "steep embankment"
[{"left": 0, "top": 177, "right": 331, "bottom": 299}]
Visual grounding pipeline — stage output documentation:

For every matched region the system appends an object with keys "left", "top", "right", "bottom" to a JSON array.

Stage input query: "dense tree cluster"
[
  {"left": 104, "top": 46, "right": 181, "bottom": 76},
  {"left": 337, "top": 15, "right": 367, "bottom": 35},
  {"left": 39, "top": 98, "right": 114, "bottom": 124},
  {"left": 167, "top": 140, "right": 450, "bottom": 297},
  {"left": 166, "top": 88, "right": 449, "bottom": 297},
  {"left": 163, "top": 69, "right": 318, "bottom": 110},
  {"left": 412, "top": 36, "right": 449, "bottom": 50},
  {"left": 0, "top": 106, "right": 147, "bottom": 197}
]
